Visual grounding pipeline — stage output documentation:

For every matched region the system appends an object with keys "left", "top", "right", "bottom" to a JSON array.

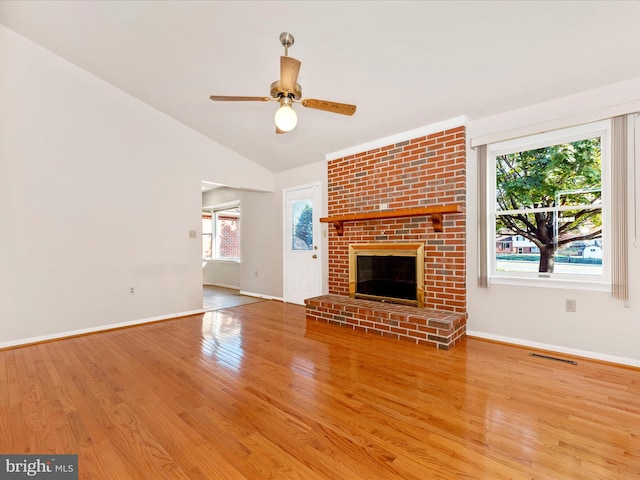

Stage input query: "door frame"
[{"left": 282, "top": 181, "right": 325, "bottom": 304}]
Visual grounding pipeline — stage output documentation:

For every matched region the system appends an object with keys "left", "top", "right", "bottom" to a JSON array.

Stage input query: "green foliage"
[
  {"left": 496, "top": 138, "right": 601, "bottom": 210},
  {"left": 495, "top": 137, "right": 602, "bottom": 272},
  {"left": 294, "top": 204, "right": 313, "bottom": 247}
]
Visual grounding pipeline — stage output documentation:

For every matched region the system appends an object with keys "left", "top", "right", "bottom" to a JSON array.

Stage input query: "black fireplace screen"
[{"left": 356, "top": 255, "right": 417, "bottom": 302}]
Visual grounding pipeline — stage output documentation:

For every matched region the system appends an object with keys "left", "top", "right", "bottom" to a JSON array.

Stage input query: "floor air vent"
[{"left": 529, "top": 353, "right": 577, "bottom": 365}]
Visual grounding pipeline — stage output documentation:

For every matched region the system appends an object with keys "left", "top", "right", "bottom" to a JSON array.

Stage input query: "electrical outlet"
[
  {"left": 565, "top": 299, "right": 576, "bottom": 313},
  {"left": 379, "top": 203, "right": 388, "bottom": 210},
  {"left": 189, "top": 230, "right": 197, "bottom": 239},
  {"left": 129, "top": 287, "right": 136, "bottom": 295}
]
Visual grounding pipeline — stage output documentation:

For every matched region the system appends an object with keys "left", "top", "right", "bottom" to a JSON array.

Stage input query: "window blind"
[
  {"left": 611, "top": 115, "right": 628, "bottom": 301},
  {"left": 477, "top": 145, "right": 488, "bottom": 288}
]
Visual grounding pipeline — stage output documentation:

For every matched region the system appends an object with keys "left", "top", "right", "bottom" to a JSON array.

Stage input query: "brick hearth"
[
  {"left": 305, "top": 295, "right": 466, "bottom": 350},
  {"left": 307, "top": 124, "right": 467, "bottom": 350}
]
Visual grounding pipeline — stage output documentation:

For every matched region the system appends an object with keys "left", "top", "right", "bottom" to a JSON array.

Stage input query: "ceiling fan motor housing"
[{"left": 270, "top": 80, "right": 302, "bottom": 100}]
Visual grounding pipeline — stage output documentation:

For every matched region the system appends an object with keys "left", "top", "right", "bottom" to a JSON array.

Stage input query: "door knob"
[{"left": 312, "top": 254, "right": 318, "bottom": 259}]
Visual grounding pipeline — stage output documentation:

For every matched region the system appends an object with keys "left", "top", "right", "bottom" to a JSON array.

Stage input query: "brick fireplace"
[{"left": 305, "top": 125, "right": 467, "bottom": 349}]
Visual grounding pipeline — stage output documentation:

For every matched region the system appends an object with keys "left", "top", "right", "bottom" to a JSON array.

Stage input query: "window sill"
[{"left": 489, "top": 274, "right": 610, "bottom": 292}]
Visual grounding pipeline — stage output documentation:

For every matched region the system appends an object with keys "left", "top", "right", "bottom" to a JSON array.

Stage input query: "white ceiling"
[{"left": 2, "top": 1, "right": 640, "bottom": 173}]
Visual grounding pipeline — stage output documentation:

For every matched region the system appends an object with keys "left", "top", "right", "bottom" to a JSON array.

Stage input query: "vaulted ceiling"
[{"left": 2, "top": 1, "right": 640, "bottom": 173}]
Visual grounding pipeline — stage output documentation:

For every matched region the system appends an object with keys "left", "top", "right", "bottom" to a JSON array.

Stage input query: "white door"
[{"left": 283, "top": 183, "right": 322, "bottom": 305}]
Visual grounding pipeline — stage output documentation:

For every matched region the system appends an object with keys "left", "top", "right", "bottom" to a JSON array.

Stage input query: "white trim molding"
[
  {"left": 0, "top": 309, "right": 207, "bottom": 350},
  {"left": 469, "top": 76, "right": 640, "bottom": 148},
  {"left": 467, "top": 330, "right": 640, "bottom": 369},
  {"left": 203, "top": 282, "right": 241, "bottom": 289},
  {"left": 239, "top": 291, "right": 283, "bottom": 302}
]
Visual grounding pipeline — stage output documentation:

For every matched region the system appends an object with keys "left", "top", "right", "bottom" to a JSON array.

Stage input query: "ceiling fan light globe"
[{"left": 274, "top": 105, "right": 297, "bottom": 132}]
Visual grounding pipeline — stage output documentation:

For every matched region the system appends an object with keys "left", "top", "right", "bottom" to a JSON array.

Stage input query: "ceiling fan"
[{"left": 210, "top": 32, "right": 356, "bottom": 134}]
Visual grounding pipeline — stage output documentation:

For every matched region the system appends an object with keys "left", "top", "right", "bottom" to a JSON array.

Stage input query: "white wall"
[
  {"left": 200, "top": 161, "right": 328, "bottom": 300},
  {"left": 202, "top": 261, "right": 240, "bottom": 289},
  {"left": 466, "top": 78, "right": 640, "bottom": 367},
  {"left": 0, "top": 25, "right": 274, "bottom": 346},
  {"left": 201, "top": 185, "right": 285, "bottom": 299}
]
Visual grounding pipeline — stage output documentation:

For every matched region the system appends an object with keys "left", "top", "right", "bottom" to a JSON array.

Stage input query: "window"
[
  {"left": 202, "top": 211, "right": 213, "bottom": 259},
  {"left": 488, "top": 120, "right": 610, "bottom": 287},
  {"left": 202, "top": 202, "right": 241, "bottom": 262},
  {"left": 291, "top": 199, "right": 313, "bottom": 250}
]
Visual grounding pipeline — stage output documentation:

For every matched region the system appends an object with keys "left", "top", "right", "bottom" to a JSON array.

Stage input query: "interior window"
[{"left": 202, "top": 203, "right": 241, "bottom": 262}]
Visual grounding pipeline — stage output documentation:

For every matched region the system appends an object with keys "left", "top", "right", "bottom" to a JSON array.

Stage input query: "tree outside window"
[
  {"left": 292, "top": 200, "right": 312, "bottom": 250},
  {"left": 490, "top": 121, "right": 609, "bottom": 279}
]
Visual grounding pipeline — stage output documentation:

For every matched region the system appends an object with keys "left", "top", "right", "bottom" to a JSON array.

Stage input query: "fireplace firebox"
[{"left": 348, "top": 243, "right": 424, "bottom": 307}]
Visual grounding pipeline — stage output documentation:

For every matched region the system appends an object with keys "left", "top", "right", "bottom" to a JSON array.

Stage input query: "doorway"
[{"left": 283, "top": 182, "right": 322, "bottom": 305}]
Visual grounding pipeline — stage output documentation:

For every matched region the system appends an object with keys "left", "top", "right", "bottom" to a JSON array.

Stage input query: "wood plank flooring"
[
  {"left": 1, "top": 300, "right": 638, "bottom": 479},
  {"left": 202, "top": 286, "right": 265, "bottom": 311}
]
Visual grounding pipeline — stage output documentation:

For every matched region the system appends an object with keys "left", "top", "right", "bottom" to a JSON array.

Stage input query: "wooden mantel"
[{"left": 319, "top": 204, "right": 463, "bottom": 236}]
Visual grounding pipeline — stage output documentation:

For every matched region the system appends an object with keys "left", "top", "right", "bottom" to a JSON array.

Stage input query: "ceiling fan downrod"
[{"left": 279, "top": 32, "right": 294, "bottom": 56}]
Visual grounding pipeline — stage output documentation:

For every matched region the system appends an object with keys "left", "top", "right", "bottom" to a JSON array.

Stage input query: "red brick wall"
[
  {"left": 327, "top": 126, "right": 466, "bottom": 313},
  {"left": 218, "top": 215, "right": 240, "bottom": 259}
]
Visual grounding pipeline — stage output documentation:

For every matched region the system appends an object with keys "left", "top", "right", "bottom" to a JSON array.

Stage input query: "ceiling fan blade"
[
  {"left": 280, "top": 56, "right": 301, "bottom": 91},
  {"left": 276, "top": 126, "right": 287, "bottom": 134},
  {"left": 209, "top": 95, "right": 271, "bottom": 102},
  {"left": 302, "top": 98, "right": 356, "bottom": 116}
]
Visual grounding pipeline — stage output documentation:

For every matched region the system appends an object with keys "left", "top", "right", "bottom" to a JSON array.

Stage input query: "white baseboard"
[
  {"left": 466, "top": 330, "right": 640, "bottom": 369},
  {"left": 0, "top": 309, "right": 206, "bottom": 350},
  {"left": 202, "top": 285, "right": 281, "bottom": 302},
  {"left": 203, "top": 282, "right": 240, "bottom": 289},
  {"left": 239, "top": 291, "right": 283, "bottom": 302}
]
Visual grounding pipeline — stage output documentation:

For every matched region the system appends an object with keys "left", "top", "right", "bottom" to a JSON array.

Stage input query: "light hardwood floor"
[
  {"left": 1, "top": 301, "right": 638, "bottom": 479},
  {"left": 202, "top": 285, "right": 265, "bottom": 311}
]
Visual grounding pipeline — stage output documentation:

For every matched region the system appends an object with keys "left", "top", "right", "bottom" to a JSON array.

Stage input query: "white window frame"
[
  {"left": 202, "top": 200, "right": 241, "bottom": 263},
  {"left": 487, "top": 120, "right": 611, "bottom": 291},
  {"left": 202, "top": 210, "right": 214, "bottom": 260}
]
